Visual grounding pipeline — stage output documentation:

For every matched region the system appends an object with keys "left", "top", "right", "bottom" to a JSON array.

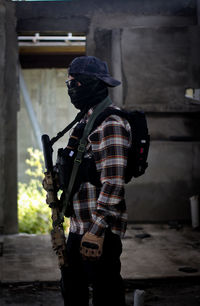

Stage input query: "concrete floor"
[
  {"left": 1, "top": 223, "right": 200, "bottom": 283},
  {"left": 1, "top": 224, "right": 200, "bottom": 306},
  {"left": 1, "top": 278, "right": 200, "bottom": 306},
  {"left": 121, "top": 224, "right": 200, "bottom": 279}
]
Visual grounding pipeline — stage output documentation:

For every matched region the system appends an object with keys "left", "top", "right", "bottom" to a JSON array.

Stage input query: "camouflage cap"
[{"left": 68, "top": 56, "right": 121, "bottom": 87}]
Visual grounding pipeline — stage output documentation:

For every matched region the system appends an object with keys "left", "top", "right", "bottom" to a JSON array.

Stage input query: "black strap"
[{"left": 50, "top": 110, "right": 86, "bottom": 146}]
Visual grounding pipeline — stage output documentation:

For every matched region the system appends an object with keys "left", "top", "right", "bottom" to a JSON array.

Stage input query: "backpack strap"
[
  {"left": 91, "top": 107, "right": 129, "bottom": 132},
  {"left": 59, "top": 96, "right": 112, "bottom": 220}
]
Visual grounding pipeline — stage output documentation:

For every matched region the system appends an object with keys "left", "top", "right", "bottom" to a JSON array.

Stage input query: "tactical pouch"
[
  {"left": 57, "top": 147, "right": 101, "bottom": 196},
  {"left": 56, "top": 122, "right": 101, "bottom": 210}
]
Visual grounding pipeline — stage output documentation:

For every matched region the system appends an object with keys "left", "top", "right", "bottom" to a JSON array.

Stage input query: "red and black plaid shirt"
[{"left": 69, "top": 103, "right": 131, "bottom": 237}]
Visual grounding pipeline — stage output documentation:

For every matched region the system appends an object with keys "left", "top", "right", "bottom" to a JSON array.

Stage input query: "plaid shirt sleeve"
[{"left": 88, "top": 115, "right": 131, "bottom": 236}]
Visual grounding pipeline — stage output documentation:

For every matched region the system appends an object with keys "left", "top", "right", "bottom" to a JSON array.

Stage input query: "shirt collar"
[{"left": 82, "top": 100, "right": 115, "bottom": 122}]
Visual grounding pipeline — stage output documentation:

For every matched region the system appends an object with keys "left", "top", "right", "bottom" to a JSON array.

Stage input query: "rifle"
[
  {"left": 41, "top": 134, "right": 68, "bottom": 268},
  {"left": 41, "top": 100, "right": 111, "bottom": 267},
  {"left": 41, "top": 111, "right": 86, "bottom": 267}
]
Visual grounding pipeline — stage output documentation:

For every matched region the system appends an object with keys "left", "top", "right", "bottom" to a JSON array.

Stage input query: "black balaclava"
[{"left": 67, "top": 74, "right": 108, "bottom": 111}]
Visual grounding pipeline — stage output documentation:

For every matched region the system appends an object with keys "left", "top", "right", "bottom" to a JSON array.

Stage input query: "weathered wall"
[
  {"left": 13, "top": 0, "right": 200, "bottom": 222},
  {"left": 0, "top": 0, "right": 18, "bottom": 234},
  {"left": 16, "top": 0, "right": 197, "bottom": 32},
  {"left": 0, "top": 0, "right": 6, "bottom": 234},
  {"left": 126, "top": 141, "right": 200, "bottom": 221},
  {"left": 121, "top": 26, "right": 200, "bottom": 111}
]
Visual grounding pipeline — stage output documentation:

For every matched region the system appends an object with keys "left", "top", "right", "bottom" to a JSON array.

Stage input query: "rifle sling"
[
  {"left": 50, "top": 110, "right": 85, "bottom": 146},
  {"left": 61, "top": 96, "right": 112, "bottom": 218}
]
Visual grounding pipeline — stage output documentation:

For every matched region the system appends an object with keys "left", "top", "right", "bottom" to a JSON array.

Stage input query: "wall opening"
[{"left": 17, "top": 32, "right": 86, "bottom": 234}]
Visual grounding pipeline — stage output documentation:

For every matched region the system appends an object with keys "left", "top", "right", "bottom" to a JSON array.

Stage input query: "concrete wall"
[
  {"left": 16, "top": 0, "right": 197, "bottom": 32},
  {"left": 12, "top": 0, "right": 200, "bottom": 222},
  {"left": 0, "top": 0, "right": 18, "bottom": 234},
  {"left": 94, "top": 25, "right": 200, "bottom": 221},
  {"left": 18, "top": 69, "right": 77, "bottom": 183},
  {"left": 126, "top": 141, "right": 200, "bottom": 221}
]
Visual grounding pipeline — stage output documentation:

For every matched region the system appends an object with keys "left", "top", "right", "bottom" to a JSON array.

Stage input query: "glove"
[{"left": 80, "top": 232, "right": 104, "bottom": 260}]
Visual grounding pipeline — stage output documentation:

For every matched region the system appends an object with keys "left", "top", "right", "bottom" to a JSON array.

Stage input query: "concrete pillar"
[
  {"left": 0, "top": 0, "right": 6, "bottom": 234},
  {"left": 0, "top": 0, "right": 18, "bottom": 234}
]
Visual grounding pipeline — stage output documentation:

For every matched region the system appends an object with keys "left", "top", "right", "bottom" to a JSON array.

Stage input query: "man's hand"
[{"left": 80, "top": 232, "right": 104, "bottom": 260}]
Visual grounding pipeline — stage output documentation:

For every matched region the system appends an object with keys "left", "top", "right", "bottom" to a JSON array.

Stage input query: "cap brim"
[{"left": 97, "top": 75, "right": 121, "bottom": 87}]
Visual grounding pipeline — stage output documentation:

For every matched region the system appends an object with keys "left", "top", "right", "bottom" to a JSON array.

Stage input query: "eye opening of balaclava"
[{"left": 67, "top": 73, "right": 108, "bottom": 111}]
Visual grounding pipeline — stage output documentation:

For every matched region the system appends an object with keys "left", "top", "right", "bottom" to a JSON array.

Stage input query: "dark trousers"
[{"left": 60, "top": 229, "right": 126, "bottom": 306}]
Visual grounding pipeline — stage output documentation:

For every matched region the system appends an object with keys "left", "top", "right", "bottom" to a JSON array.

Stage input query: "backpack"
[
  {"left": 92, "top": 107, "right": 150, "bottom": 183},
  {"left": 53, "top": 97, "right": 150, "bottom": 217},
  {"left": 56, "top": 106, "right": 150, "bottom": 192}
]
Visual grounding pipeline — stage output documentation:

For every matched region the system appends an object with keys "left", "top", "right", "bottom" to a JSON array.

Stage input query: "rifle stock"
[{"left": 41, "top": 134, "right": 68, "bottom": 268}]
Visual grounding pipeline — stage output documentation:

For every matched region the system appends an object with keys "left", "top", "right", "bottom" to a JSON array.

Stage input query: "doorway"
[{"left": 17, "top": 32, "right": 86, "bottom": 233}]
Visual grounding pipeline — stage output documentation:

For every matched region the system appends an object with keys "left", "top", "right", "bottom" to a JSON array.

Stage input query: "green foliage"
[{"left": 18, "top": 147, "right": 69, "bottom": 234}]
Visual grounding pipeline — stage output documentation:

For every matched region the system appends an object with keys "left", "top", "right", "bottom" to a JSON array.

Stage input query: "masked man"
[{"left": 47, "top": 56, "right": 131, "bottom": 306}]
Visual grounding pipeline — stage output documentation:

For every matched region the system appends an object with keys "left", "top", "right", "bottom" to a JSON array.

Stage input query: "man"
[{"left": 48, "top": 56, "right": 131, "bottom": 306}]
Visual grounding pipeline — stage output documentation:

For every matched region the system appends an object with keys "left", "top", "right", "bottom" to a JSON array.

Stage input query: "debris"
[
  {"left": 192, "top": 242, "right": 200, "bottom": 249},
  {"left": 192, "top": 226, "right": 200, "bottom": 232},
  {"left": 178, "top": 267, "right": 198, "bottom": 273},
  {"left": 133, "top": 289, "right": 145, "bottom": 306},
  {"left": 135, "top": 233, "right": 151, "bottom": 239},
  {"left": 190, "top": 195, "right": 199, "bottom": 229},
  {"left": 168, "top": 221, "right": 183, "bottom": 230}
]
